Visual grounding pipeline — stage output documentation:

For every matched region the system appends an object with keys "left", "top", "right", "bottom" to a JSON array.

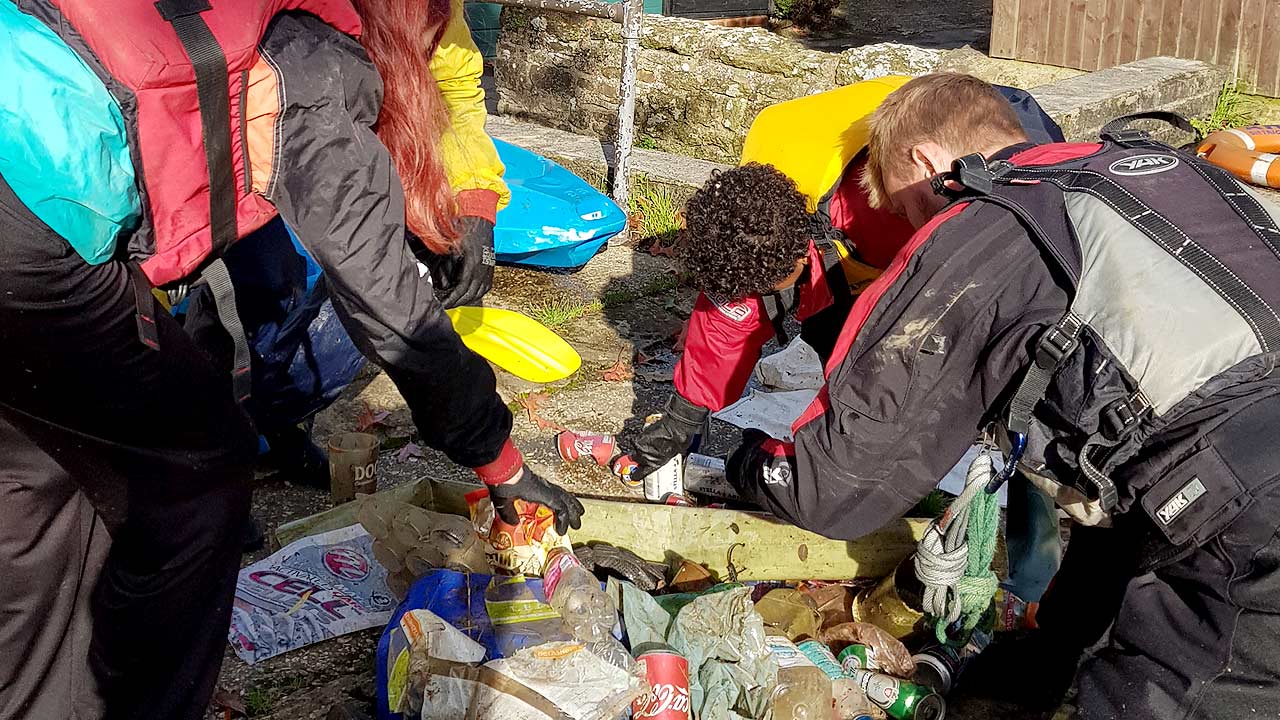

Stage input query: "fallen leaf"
[
  {"left": 210, "top": 688, "right": 246, "bottom": 718},
  {"left": 356, "top": 402, "right": 391, "bottom": 432},
  {"left": 397, "top": 442, "right": 424, "bottom": 463},
  {"left": 601, "top": 357, "right": 633, "bottom": 383},
  {"left": 516, "top": 393, "right": 566, "bottom": 432},
  {"left": 646, "top": 237, "right": 677, "bottom": 258},
  {"left": 634, "top": 350, "right": 655, "bottom": 366}
]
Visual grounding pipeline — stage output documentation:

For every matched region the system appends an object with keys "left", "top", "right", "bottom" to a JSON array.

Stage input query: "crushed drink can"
[
  {"left": 611, "top": 454, "right": 641, "bottom": 488},
  {"left": 633, "top": 647, "right": 691, "bottom": 719},
  {"left": 838, "top": 643, "right": 882, "bottom": 673},
  {"left": 850, "top": 669, "right": 946, "bottom": 720},
  {"left": 643, "top": 453, "right": 685, "bottom": 502},
  {"left": 556, "top": 430, "right": 618, "bottom": 466},
  {"left": 555, "top": 431, "right": 641, "bottom": 487}
]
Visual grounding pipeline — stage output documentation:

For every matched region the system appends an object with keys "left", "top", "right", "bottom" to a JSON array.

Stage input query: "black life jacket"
[{"left": 946, "top": 118, "right": 1280, "bottom": 512}]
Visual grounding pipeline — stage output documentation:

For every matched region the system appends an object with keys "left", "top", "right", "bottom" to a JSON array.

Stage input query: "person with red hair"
[{"left": 0, "top": 1, "right": 579, "bottom": 718}]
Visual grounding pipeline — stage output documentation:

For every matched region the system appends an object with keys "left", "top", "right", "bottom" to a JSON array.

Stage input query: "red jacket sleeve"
[{"left": 673, "top": 291, "right": 777, "bottom": 412}]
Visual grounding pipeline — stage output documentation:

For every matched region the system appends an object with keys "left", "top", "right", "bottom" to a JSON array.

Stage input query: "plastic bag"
[
  {"left": 626, "top": 583, "right": 777, "bottom": 720},
  {"left": 416, "top": 642, "right": 643, "bottom": 720},
  {"left": 393, "top": 609, "right": 486, "bottom": 716},
  {"left": 819, "top": 622, "right": 915, "bottom": 678}
]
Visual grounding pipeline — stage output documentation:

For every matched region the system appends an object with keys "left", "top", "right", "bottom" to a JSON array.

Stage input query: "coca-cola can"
[
  {"left": 555, "top": 430, "right": 617, "bottom": 466},
  {"left": 633, "top": 648, "right": 691, "bottom": 720}
]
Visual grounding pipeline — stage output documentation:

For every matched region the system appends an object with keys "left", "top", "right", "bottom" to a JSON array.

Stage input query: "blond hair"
[{"left": 862, "top": 73, "right": 1028, "bottom": 209}]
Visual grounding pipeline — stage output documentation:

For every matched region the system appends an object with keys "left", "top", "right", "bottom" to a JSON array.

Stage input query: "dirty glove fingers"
[
  {"left": 631, "top": 394, "right": 710, "bottom": 478},
  {"left": 553, "top": 490, "right": 585, "bottom": 534},
  {"left": 488, "top": 466, "right": 583, "bottom": 535},
  {"left": 440, "top": 218, "right": 496, "bottom": 309}
]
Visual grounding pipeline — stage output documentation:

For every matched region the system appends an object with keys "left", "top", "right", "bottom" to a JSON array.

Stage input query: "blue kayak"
[{"left": 493, "top": 138, "right": 627, "bottom": 269}]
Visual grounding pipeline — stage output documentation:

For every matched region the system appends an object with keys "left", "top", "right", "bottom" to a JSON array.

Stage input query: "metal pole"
[{"left": 611, "top": 0, "right": 643, "bottom": 213}]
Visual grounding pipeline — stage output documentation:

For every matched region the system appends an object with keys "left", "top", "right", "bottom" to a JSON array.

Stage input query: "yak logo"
[
  {"left": 1156, "top": 478, "right": 1207, "bottom": 526},
  {"left": 323, "top": 547, "right": 370, "bottom": 581},
  {"left": 1108, "top": 154, "right": 1180, "bottom": 176}
]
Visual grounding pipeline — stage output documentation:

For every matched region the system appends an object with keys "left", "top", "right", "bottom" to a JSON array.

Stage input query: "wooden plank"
[
  {"left": 1177, "top": 0, "right": 1202, "bottom": 58},
  {"left": 990, "top": 0, "right": 1023, "bottom": 59},
  {"left": 1080, "top": 0, "right": 1109, "bottom": 71},
  {"left": 1238, "top": 0, "right": 1266, "bottom": 93},
  {"left": 1044, "top": 0, "right": 1075, "bottom": 67},
  {"left": 1194, "top": 0, "right": 1221, "bottom": 65},
  {"left": 1157, "top": 0, "right": 1183, "bottom": 57},
  {"left": 1116, "top": 0, "right": 1141, "bottom": 64},
  {"left": 275, "top": 478, "right": 933, "bottom": 581},
  {"left": 1256, "top": 1, "right": 1280, "bottom": 97},
  {"left": 1065, "top": 0, "right": 1090, "bottom": 69},
  {"left": 1137, "top": 0, "right": 1165, "bottom": 59},
  {"left": 1216, "top": 0, "right": 1242, "bottom": 74},
  {"left": 1018, "top": 0, "right": 1054, "bottom": 64}
]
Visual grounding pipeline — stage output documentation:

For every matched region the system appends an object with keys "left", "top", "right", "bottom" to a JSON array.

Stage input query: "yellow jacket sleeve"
[{"left": 431, "top": 0, "right": 509, "bottom": 222}]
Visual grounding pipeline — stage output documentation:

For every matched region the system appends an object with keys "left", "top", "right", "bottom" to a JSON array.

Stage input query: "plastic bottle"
[
  {"left": 484, "top": 574, "right": 572, "bottom": 658},
  {"left": 765, "top": 636, "right": 835, "bottom": 720},
  {"left": 543, "top": 547, "right": 632, "bottom": 670},
  {"left": 755, "top": 588, "right": 822, "bottom": 641}
]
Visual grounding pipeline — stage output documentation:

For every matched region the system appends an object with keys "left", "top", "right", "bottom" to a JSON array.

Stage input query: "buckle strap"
[
  {"left": 933, "top": 153, "right": 1005, "bottom": 199},
  {"left": 128, "top": 262, "right": 161, "bottom": 351},
  {"left": 202, "top": 259, "right": 253, "bottom": 403},
  {"left": 1100, "top": 112, "right": 1195, "bottom": 146},
  {"left": 1100, "top": 390, "right": 1152, "bottom": 441},
  {"left": 761, "top": 289, "right": 792, "bottom": 346},
  {"left": 1007, "top": 313, "right": 1083, "bottom": 436},
  {"left": 1079, "top": 432, "right": 1121, "bottom": 510}
]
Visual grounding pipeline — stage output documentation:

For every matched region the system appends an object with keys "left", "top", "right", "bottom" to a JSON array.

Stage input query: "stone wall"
[{"left": 494, "top": 9, "right": 940, "bottom": 164}]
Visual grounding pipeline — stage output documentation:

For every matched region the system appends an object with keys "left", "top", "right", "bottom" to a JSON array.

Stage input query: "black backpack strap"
[
  {"left": 761, "top": 288, "right": 793, "bottom": 346},
  {"left": 1100, "top": 111, "right": 1196, "bottom": 148},
  {"left": 155, "top": 0, "right": 238, "bottom": 257},
  {"left": 127, "top": 262, "right": 161, "bottom": 351},
  {"left": 201, "top": 259, "right": 253, "bottom": 403},
  {"left": 156, "top": 0, "right": 252, "bottom": 401}
]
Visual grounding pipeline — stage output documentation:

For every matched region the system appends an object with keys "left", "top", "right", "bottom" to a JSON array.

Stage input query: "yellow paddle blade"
[{"left": 446, "top": 306, "right": 582, "bottom": 383}]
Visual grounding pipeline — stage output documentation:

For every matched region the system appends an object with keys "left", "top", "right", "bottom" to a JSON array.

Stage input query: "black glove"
[
  {"left": 631, "top": 394, "right": 709, "bottom": 480},
  {"left": 726, "top": 428, "right": 796, "bottom": 498},
  {"left": 488, "top": 465, "right": 585, "bottom": 535},
  {"left": 576, "top": 542, "right": 668, "bottom": 592},
  {"left": 432, "top": 217, "right": 496, "bottom": 309}
]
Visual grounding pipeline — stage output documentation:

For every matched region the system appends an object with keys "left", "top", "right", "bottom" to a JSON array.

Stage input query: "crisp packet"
[{"left": 465, "top": 487, "right": 573, "bottom": 575}]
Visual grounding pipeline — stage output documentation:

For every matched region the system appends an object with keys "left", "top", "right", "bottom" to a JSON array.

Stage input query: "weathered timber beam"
[{"left": 274, "top": 478, "right": 931, "bottom": 581}]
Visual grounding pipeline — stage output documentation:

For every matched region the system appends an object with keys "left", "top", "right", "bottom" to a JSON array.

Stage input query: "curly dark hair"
[{"left": 677, "top": 163, "right": 816, "bottom": 301}]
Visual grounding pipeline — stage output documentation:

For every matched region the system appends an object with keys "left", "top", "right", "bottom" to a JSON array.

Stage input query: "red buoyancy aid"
[{"left": 31, "top": 0, "right": 362, "bottom": 286}]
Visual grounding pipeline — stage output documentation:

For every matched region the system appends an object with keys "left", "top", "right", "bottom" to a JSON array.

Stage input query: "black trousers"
[
  {"left": 0, "top": 176, "right": 255, "bottom": 719},
  {"left": 1038, "top": 395, "right": 1280, "bottom": 720}
]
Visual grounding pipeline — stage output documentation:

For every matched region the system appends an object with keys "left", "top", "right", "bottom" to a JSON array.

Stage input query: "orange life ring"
[{"left": 1197, "top": 125, "right": 1280, "bottom": 189}]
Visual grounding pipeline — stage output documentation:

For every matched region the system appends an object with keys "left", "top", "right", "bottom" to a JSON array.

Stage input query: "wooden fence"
[{"left": 990, "top": 0, "right": 1280, "bottom": 97}]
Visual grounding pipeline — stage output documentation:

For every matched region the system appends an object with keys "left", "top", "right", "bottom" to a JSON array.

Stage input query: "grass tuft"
[
  {"left": 1192, "top": 82, "right": 1260, "bottom": 139},
  {"left": 526, "top": 297, "right": 603, "bottom": 329}
]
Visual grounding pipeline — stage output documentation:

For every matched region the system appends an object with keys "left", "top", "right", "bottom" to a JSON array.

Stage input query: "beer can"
[
  {"left": 912, "top": 629, "right": 991, "bottom": 695},
  {"left": 838, "top": 643, "right": 882, "bottom": 673},
  {"left": 633, "top": 647, "right": 691, "bottom": 720},
  {"left": 851, "top": 669, "right": 946, "bottom": 720},
  {"left": 643, "top": 453, "right": 685, "bottom": 502}
]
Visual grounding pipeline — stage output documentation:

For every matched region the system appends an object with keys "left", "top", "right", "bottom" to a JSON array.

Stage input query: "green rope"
[{"left": 914, "top": 452, "right": 1003, "bottom": 644}]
